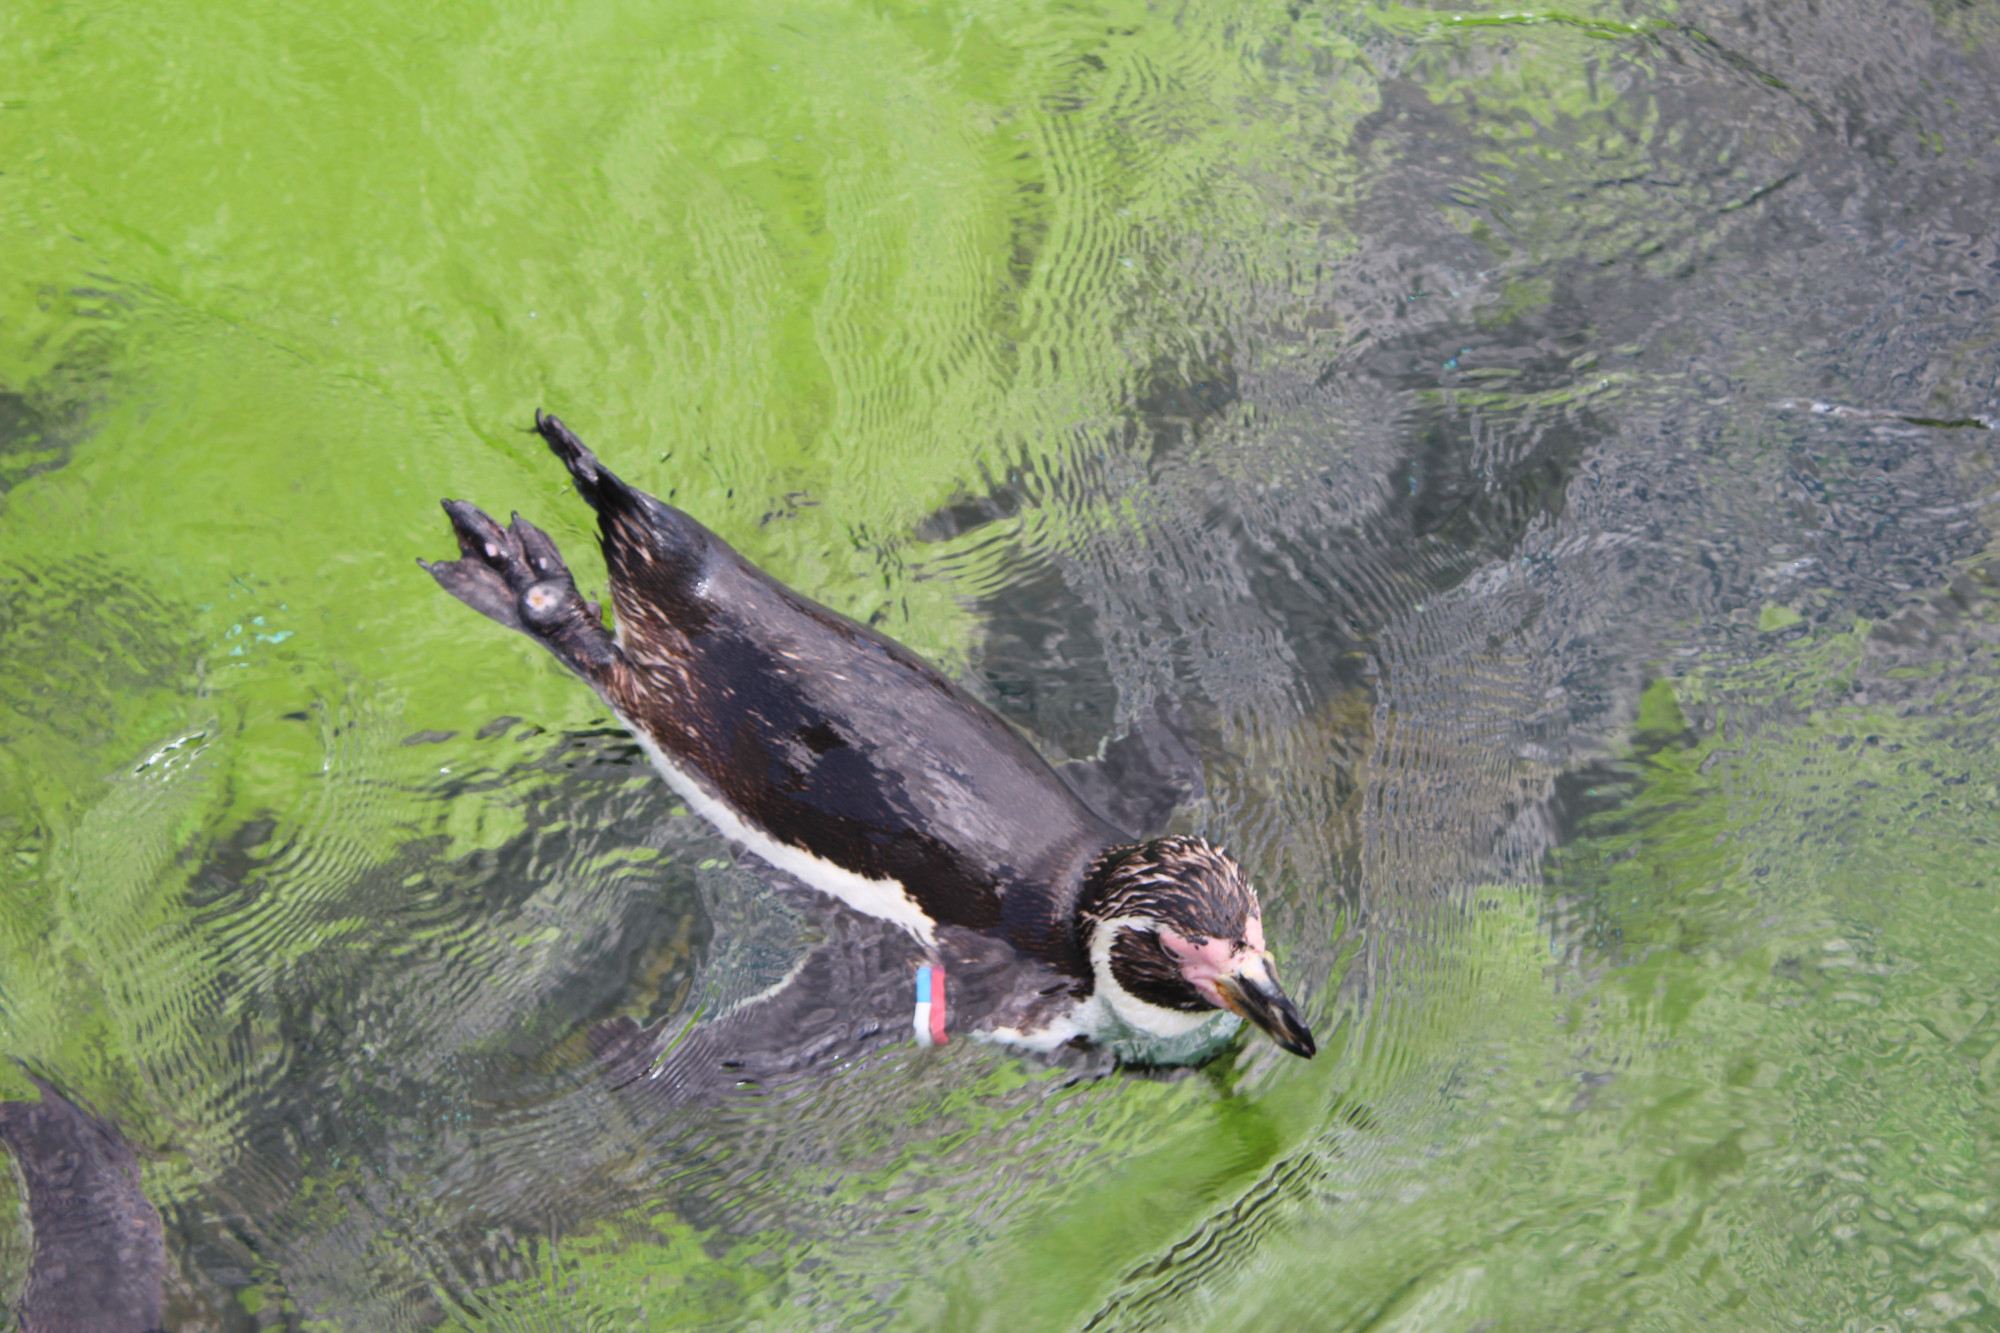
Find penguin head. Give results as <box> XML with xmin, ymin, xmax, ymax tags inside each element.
<box><xmin>1078</xmin><ymin>836</ymin><xmax>1316</xmax><ymax>1058</ymax></box>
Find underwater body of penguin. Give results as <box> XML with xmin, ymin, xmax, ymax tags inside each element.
<box><xmin>423</xmin><ymin>412</ymin><xmax>1315</xmax><ymax>1091</ymax></box>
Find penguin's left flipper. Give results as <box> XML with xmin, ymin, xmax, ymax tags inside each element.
<box><xmin>590</xmin><ymin>911</ymin><xmax>928</xmax><ymax>1113</ymax></box>
<box><xmin>1055</xmin><ymin>693</ymin><xmax>1205</xmax><ymax>841</ymax></box>
<box><xmin>0</xmin><ymin>1072</ymin><xmax>166</xmax><ymax>1333</ymax></box>
<box><xmin>422</xmin><ymin>501</ymin><xmax>624</xmax><ymax>682</ymax></box>
<box><xmin>587</xmin><ymin>918</ymin><xmax>1105</xmax><ymax>1118</ymax></box>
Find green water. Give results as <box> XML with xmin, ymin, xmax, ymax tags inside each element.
<box><xmin>3</xmin><ymin>0</ymin><xmax>1999</xmax><ymax>1327</ymax></box>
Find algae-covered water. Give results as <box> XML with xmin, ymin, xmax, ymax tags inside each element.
<box><xmin>4</xmin><ymin>0</ymin><xmax>2000</xmax><ymax>1327</ymax></box>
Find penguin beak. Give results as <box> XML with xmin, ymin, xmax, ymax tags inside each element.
<box><xmin>1214</xmin><ymin>955</ymin><xmax>1316</xmax><ymax>1059</ymax></box>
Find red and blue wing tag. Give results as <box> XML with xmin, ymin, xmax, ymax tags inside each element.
<box><xmin>913</xmin><ymin>965</ymin><xmax>948</xmax><ymax>1047</ymax></box>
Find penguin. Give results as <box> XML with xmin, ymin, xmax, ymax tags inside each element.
<box><xmin>423</xmin><ymin>412</ymin><xmax>1315</xmax><ymax>1072</ymax></box>
<box><xmin>0</xmin><ymin>1073</ymin><xmax>167</xmax><ymax>1333</ymax></box>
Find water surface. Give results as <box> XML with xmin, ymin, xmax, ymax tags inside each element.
<box><xmin>2</xmin><ymin>0</ymin><xmax>1998</xmax><ymax>1327</ymax></box>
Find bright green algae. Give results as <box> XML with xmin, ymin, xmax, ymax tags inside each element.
<box><xmin>1</xmin><ymin>0</ymin><xmax>1998</xmax><ymax>1327</ymax></box>
<box><xmin>1154</xmin><ymin>618</ymin><xmax>2000</xmax><ymax>1329</ymax></box>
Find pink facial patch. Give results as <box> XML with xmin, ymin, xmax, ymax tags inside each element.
<box><xmin>1160</xmin><ymin>920</ymin><xmax>1265</xmax><ymax>1010</ymax></box>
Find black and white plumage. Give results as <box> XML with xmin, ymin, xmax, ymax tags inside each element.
<box><xmin>423</xmin><ymin>412</ymin><xmax>1314</xmax><ymax>1081</ymax></box>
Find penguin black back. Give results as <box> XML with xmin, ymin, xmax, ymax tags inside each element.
<box><xmin>428</xmin><ymin>412</ymin><xmax>1127</xmax><ymax>975</ymax></box>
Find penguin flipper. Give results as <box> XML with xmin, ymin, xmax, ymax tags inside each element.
<box><xmin>590</xmin><ymin>913</ymin><xmax>926</xmax><ymax>1112</ymax></box>
<box><xmin>423</xmin><ymin>500</ymin><xmax>625</xmax><ymax>685</ymax></box>
<box><xmin>585</xmin><ymin>917</ymin><xmax>1110</xmax><ymax>1117</ymax></box>
<box><xmin>1055</xmin><ymin>694</ymin><xmax>1206</xmax><ymax>841</ymax></box>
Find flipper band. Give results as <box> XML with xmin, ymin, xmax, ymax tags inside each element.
<box><xmin>914</xmin><ymin>965</ymin><xmax>948</xmax><ymax>1047</ymax></box>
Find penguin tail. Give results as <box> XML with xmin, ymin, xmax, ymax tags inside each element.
<box><xmin>532</xmin><ymin>410</ymin><xmax>712</xmax><ymax>585</ymax></box>
<box><xmin>536</xmin><ymin>409</ymin><xmax>644</xmax><ymax>518</ymax></box>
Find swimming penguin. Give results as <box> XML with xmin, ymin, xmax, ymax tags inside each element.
<box><xmin>423</xmin><ymin>413</ymin><xmax>1315</xmax><ymax>1069</ymax></box>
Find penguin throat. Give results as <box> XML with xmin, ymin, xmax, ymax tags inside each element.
<box><xmin>1087</xmin><ymin>916</ymin><xmax>1226</xmax><ymax>1040</ymax></box>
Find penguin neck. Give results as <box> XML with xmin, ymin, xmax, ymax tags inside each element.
<box><xmin>1064</xmin><ymin>842</ymin><xmax>1141</xmax><ymax>990</ymax></box>
<box><xmin>1073</xmin><ymin>843</ymin><xmax>1127</xmax><ymax>928</ymax></box>
<box><xmin>996</xmin><ymin>832</ymin><xmax>1125</xmax><ymax>982</ymax></box>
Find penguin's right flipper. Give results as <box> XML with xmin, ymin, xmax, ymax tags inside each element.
<box><xmin>1055</xmin><ymin>694</ymin><xmax>1206</xmax><ymax>841</ymax></box>
<box><xmin>586</xmin><ymin>913</ymin><xmax>1112</xmax><ymax>1119</ymax></box>
<box><xmin>422</xmin><ymin>501</ymin><xmax>624</xmax><ymax>682</ymax></box>
<box><xmin>590</xmin><ymin>912</ymin><xmax>927</xmax><ymax>1113</ymax></box>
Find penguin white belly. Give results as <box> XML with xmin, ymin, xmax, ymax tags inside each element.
<box><xmin>972</xmin><ymin>992</ymin><xmax>1241</xmax><ymax>1063</ymax></box>
<box><xmin>618</xmin><ymin>713</ymin><xmax>939</xmax><ymax>946</ymax></box>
